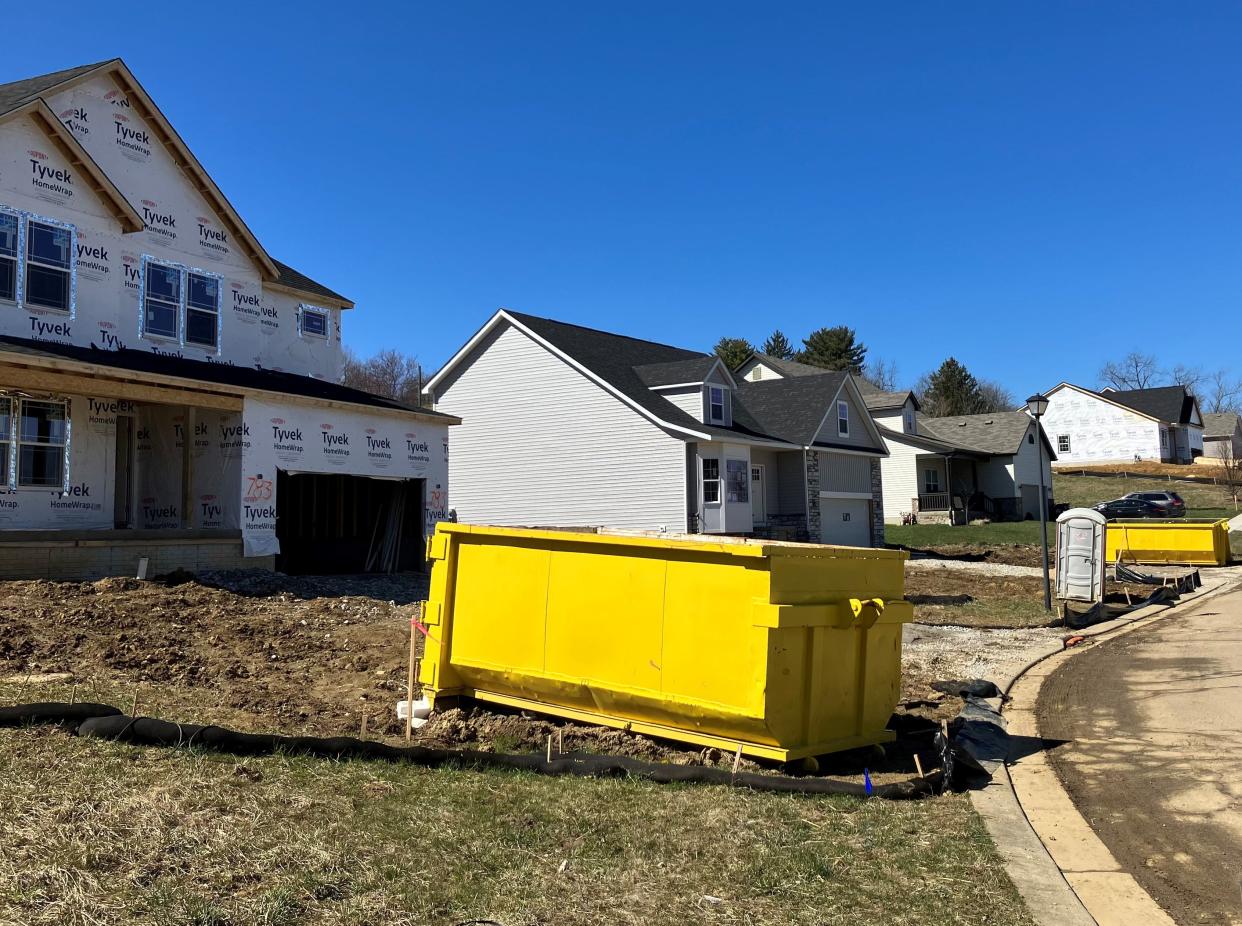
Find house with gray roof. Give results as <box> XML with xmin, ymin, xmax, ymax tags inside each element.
<box><xmin>736</xmin><ymin>351</ymin><xmax>1054</xmax><ymax>522</ymax></box>
<box><xmin>1201</xmin><ymin>412</ymin><xmax>1241</xmax><ymax>463</ymax></box>
<box><xmin>425</xmin><ymin>310</ymin><xmax>891</xmax><ymax>546</ymax></box>
<box><xmin>1041</xmin><ymin>382</ymin><xmax>1204</xmax><ymax>465</ymax></box>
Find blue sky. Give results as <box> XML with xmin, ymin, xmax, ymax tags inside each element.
<box><xmin>5</xmin><ymin>3</ymin><xmax>1240</xmax><ymax>395</ymax></box>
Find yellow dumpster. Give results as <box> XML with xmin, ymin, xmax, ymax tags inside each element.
<box><xmin>418</xmin><ymin>524</ymin><xmax>913</xmax><ymax>761</ymax></box>
<box><xmin>1106</xmin><ymin>518</ymin><xmax>1231</xmax><ymax>567</ymax></box>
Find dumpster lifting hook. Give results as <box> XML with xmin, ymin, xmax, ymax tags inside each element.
<box><xmin>849</xmin><ymin>598</ymin><xmax>885</xmax><ymax>628</ymax></box>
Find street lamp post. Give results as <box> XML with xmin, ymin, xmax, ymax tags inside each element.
<box><xmin>1026</xmin><ymin>393</ymin><xmax>1053</xmax><ymax>611</ymax></box>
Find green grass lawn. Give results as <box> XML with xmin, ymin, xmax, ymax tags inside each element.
<box><xmin>1052</xmin><ymin>473</ymin><xmax>1235</xmax><ymax>511</ymax></box>
<box><xmin>887</xmin><ymin>520</ymin><xmax>1050</xmax><ymax>549</ymax></box>
<box><xmin>0</xmin><ymin>719</ymin><xmax>1033</xmax><ymax>926</ymax></box>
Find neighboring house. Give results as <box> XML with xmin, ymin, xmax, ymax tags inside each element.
<box><xmin>1042</xmin><ymin>384</ymin><xmax>1204</xmax><ymax>466</ymax></box>
<box><xmin>0</xmin><ymin>59</ymin><xmax>457</xmax><ymax>579</ymax></box>
<box><xmin>425</xmin><ymin>312</ymin><xmax>890</xmax><ymax>546</ymax></box>
<box><xmin>879</xmin><ymin>412</ymin><xmax>1055</xmax><ymax>523</ymax></box>
<box><xmin>736</xmin><ymin>354</ymin><xmax>1053</xmax><ymax>522</ymax></box>
<box><xmin>1201</xmin><ymin>412</ymin><xmax>1242</xmax><ymax>462</ymax></box>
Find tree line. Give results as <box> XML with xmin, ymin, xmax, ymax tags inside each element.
<box><xmin>1099</xmin><ymin>351</ymin><xmax>1240</xmax><ymax>414</ymax></box>
<box><xmin>714</xmin><ymin>327</ymin><xmax>1015</xmax><ymax>418</ymax></box>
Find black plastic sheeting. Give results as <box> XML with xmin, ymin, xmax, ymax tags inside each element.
<box><xmin>0</xmin><ymin>702</ymin><xmax>941</xmax><ymax>800</ymax></box>
<box><xmin>932</xmin><ymin>681</ymin><xmax>1010</xmax><ymax>792</ymax></box>
<box><xmin>1115</xmin><ymin>562</ymin><xmax>1201</xmax><ymax>594</ymax></box>
<box><xmin>1063</xmin><ymin>586</ymin><xmax>1176</xmax><ymax>629</ymax></box>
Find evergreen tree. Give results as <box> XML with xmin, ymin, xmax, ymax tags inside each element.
<box><xmin>713</xmin><ymin>337</ymin><xmax>756</xmax><ymax>371</ymax></box>
<box><xmin>922</xmin><ymin>357</ymin><xmax>988</xmax><ymax>417</ymax></box>
<box><xmin>800</xmin><ymin>326</ymin><xmax>867</xmax><ymax>373</ymax></box>
<box><xmin>761</xmin><ymin>329</ymin><xmax>795</xmax><ymax>360</ymax></box>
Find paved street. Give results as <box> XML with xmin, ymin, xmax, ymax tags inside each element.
<box><xmin>1039</xmin><ymin>586</ymin><xmax>1242</xmax><ymax>925</ymax></box>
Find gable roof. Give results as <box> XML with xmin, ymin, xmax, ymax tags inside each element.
<box><xmin>1204</xmin><ymin>412</ymin><xmax>1240</xmax><ymax>439</ymax></box>
<box><xmin>737</xmin><ymin>352</ymin><xmax>919</xmax><ymax>413</ymax></box>
<box><xmin>877</xmin><ymin>424</ymin><xmax>988</xmax><ymax>458</ymax></box>
<box><xmin>1102</xmin><ymin>385</ymin><xmax>1199</xmax><ymax>425</ymax></box>
<box><xmin>0</xmin><ymin>59</ymin><xmax>351</xmax><ymax>309</ymax></box>
<box><xmin>0</xmin><ymin>96</ymin><xmax>144</xmax><ymax>233</ymax></box>
<box><xmin>429</xmin><ymin>310</ymin><xmax>885</xmax><ymax>450</ymax></box>
<box><xmin>918</xmin><ymin>410</ymin><xmax>1055</xmax><ymax>458</ymax></box>
<box><xmin>1047</xmin><ymin>381</ymin><xmax>1200</xmax><ymax>425</ymax></box>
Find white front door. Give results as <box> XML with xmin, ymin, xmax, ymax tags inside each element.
<box><xmin>751</xmin><ymin>464</ymin><xmax>767</xmax><ymax>525</ymax></box>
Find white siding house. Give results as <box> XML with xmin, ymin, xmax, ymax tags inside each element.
<box><xmin>427</xmin><ymin>312</ymin><xmax>891</xmax><ymax>546</ymax></box>
<box><xmin>433</xmin><ymin>323</ymin><xmax>688</xmax><ymax>530</ymax></box>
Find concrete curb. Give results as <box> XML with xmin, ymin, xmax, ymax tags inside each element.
<box><xmin>968</xmin><ymin>575</ymin><xmax>1242</xmax><ymax>926</ymax></box>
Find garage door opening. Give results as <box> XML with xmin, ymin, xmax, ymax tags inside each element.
<box><xmin>275</xmin><ymin>472</ymin><xmax>425</xmax><ymax>575</ymax></box>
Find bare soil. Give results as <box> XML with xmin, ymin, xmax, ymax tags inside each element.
<box><xmin>0</xmin><ymin>570</ymin><xmax>972</xmax><ymax>782</ymax></box>
<box><xmin>902</xmin><ymin>543</ymin><xmax>1045</xmax><ymax>567</ymax></box>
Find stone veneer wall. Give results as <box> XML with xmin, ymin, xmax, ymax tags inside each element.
<box><xmin>870</xmin><ymin>457</ymin><xmax>885</xmax><ymax>547</ymax></box>
<box><xmin>804</xmin><ymin>450</ymin><xmax>821</xmax><ymax>541</ymax></box>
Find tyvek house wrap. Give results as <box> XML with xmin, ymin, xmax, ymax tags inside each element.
<box><xmin>240</xmin><ymin>398</ymin><xmax>450</xmax><ymax>557</ymax></box>
<box><xmin>134</xmin><ymin>406</ymin><xmax>242</xmax><ymax>530</ymax></box>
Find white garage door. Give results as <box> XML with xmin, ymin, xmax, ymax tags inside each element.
<box><xmin>820</xmin><ymin>496</ymin><xmax>871</xmax><ymax>547</ymax></box>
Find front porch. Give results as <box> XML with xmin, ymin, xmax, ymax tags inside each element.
<box><xmin>910</xmin><ymin>452</ymin><xmax>1025</xmax><ymax>524</ymax></box>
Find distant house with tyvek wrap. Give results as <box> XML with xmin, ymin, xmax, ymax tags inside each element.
<box><xmin>1041</xmin><ymin>383</ymin><xmax>1203</xmax><ymax>465</ymax></box>
<box><xmin>0</xmin><ymin>59</ymin><xmax>457</xmax><ymax>578</ymax></box>
<box><xmin>425</xmin><ymin>311</ymin><xmax>890</xmax><ymax>546</ymax></box>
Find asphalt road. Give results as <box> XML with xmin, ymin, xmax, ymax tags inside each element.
<box><xmin>1039</xmin><ymin>587</ymin><xmax>1242</xmax><ymax>926</ymax></box>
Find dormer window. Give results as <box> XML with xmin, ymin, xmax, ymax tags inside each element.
<box><xmin>904</xmin><ymin>409</ymin><xmax>915</xmax><ymax>433</ymax></box>
<box><xmin>708</xmin><ymin>385</ymin><xmax>730</xmax><ymax>425</ymax></box>
<box><xmin>837</xmin><ymin>400</ymin><xmax>849</xmax><ymax>437</ymax></box>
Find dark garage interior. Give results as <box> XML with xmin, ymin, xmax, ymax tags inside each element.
<box><xmin>275</xmin><ymin>471</ymin><xmax>425</xmax><ymax>574</ymax></box>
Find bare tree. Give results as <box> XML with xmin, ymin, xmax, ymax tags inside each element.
<box><xmin>978</xmin><ymin>379</ymin><xmax>1015</xmax><ymax>412</ymax></box>
<box><xmin>1217</xmin><ymin>441</ymin><xmax>1242</xmax><ymax>512</ymax></box>
<box><xmin>1099</xmin><ymin>352</ymin><xmax>1160</xmax><ymax>390</ymax></box>
<box><xmin>862</xmin><ymin>357</ymin><xmax>899</xmax><ymax>391</ymax></box>
<box><xmin>342</xmin><ymin>347</ymin><xmax>425</xmax><ymax>407</ymax></box>
<box><xmin>1167</xmin><ymin>363</ymin><xmax>1204</xmax><ymax>397</ymax></box>
<box><xmin>1203</xmin><ymin>369</ymin><xmax>1242</xmax><ymax>414</ymax></box>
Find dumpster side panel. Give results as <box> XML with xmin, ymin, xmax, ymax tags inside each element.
<box><xmin>450</xmin><ymin>540</ymin><xmax>551</xmax><ymax>673</ymax></box>
<box><xmin>1105</xmin><ymin>520</ymin><xmax>1229</xmax><ymax>566</ymax></box>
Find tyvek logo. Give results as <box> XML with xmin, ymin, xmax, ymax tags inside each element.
<box><xmin>141</xmin><ymin>199</ymin><xmax>176</xmax><ymax>240</ymax></box>
<box><xmin>113</xmin><ymin>112</ymin><xmax>151</xmax><ymax>159</ymax></box>
<box><xmin>196</xmin><ymin>215</ymin><xmax>229</xmax><ymax>258</ymax></box>
<box><xmin>95</xmin><ymin>321</ymin><xmax>126</xmax><ymax>351</ymax></box>
<box><xmin>59</xmin><ymin>106</ymin><xmax>89</xmax><ymax>136</ymax></box>
<box><xmin>104</xmin><ymin>89</ymin><xmax>130</xmax><ymax>108</ymax></box>
<box><xmin>199</xmin><ymin>493</ymin><xmax>223</xmax><ymax>526</ymax></box>
<box><xmin>28</xmin><ymin>149</ymin><xmax>73</xmax><ymax>199</ymax></box>
<box><xmin>121</xmin><ymin>254</ymin><xmax>141</xmax><ymax>290</ymax></box>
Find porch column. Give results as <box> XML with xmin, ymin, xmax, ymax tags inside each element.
<box><xmin>181</xmin><ymin>407</ymin><xmax>196</xmax><ymax>528</ymax></box>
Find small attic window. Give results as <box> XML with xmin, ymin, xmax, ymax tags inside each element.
<box><xmin>708</xmin><ymin>385</ymin><xmax>729</xmax><ymax>424</ymax></box>
<box><xmin>1028</xmin><ymin>433</ymin><xmax>1035</xmax><ymax>445</ymax></box>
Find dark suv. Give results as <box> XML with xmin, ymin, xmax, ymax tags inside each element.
<box><xmin>1123</xmin><ymin>491</ymin><xmax>1185</xmax><ymax>517</ymax></box>
<box><xmin>1094</xmin><ymin>497</ymin><xmax>1166</xmax><ymax>519</ymax></box>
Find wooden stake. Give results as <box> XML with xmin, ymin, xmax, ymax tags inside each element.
<box><xmin>557</xmin><ymin>729</ymin><xmax>563</xmax><ymax>755</ymax></box>
<box><xmin>914</xmin><ymin>754</ymin><xmax>925</xmax><ymax>779</ymax></box>
<box><xmin>405</xmin><ymin>622</ymin><xmax>417</xmax><ymax>743</ymax></box>
<box><xmin>130</xmin><ymin>690</ymin><xmax>139</xmax><ymax>718</ymax></box>
<box><xmin>546</xmin><ymin>735</ymin><xmax>553</xmax><ymax>764</ymax></box>
<box><xmin>360</xmin><ymin>710</ymin><xmax>368</xmax><ymax>740</ymax></box>
<box><xmin>732</xmin><ymin>744</ymin><xmax>743</xmax><ymax>774</ymax></box>
<box><xmin>69</xmin><ymin>683</ymin><xmax>77</xmax><ymax>705</ymax></box>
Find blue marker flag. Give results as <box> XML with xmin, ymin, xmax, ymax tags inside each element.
<box><xmin>864</xmin><ymin>768</ymin><xmax>873</xmax><ymax>796</ymax></box>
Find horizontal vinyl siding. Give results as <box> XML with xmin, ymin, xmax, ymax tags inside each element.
<box><xmin>813</xmin><ymin>390</ymin><xmax>872</xmax><ymax>447</ymax></box>
<box><xmin>820</xmin><ymin>452</ymin><xmax>872</xmax><ymax>492</ymax></box>
<box><xmin>661</xmin><ymin>387</ymin><xmax>704</xmax><ymax>421</ymax></box>
<box><xmin>878</xmin><ymin>437</ymin><xmax>923</xmax><ymax>521</ymax></box>
<box><xmin>435</xmin><ymin>323</ymin><xmax>687</xmax><ymax>530</ymax></box>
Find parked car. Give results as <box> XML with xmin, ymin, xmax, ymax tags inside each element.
<box><xmin>1093</xmin><ymin>497</ymin><xmax>1166</xmax><ymax>519</ymax></box>
<box><xmin>1122</xmin><ymin>491</ymin><xmax>1186</xmax><ymax>517</ymax></box>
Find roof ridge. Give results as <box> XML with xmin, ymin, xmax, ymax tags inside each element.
<box><xmin>505</xmin><ymin>310</ymin><xmax>709</xmax><ymax>358</ymax></box>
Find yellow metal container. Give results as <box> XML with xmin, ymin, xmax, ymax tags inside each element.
<box><xmin>1105</xmin><ymin>518</ymin><xmax>1231</xmax><ymax>567</ymax></box>
<box><xmin>418</xmin><ymin>524</ymin><xmax>913</xmax><ymax>761</ymax></box>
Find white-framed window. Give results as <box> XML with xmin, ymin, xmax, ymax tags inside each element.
<box><xmin>140</xmin><ymin>257</ymin><xmax>222</xmax><ymax>350</ymax></box>
<box><xmin>1057</xmin><ymin>434</ymin><xmax>1071</xmax><ymax>453</ymax></box>
<box><xmin>707</xmin><ymin>385</ymin><xmax>728</xmax><ymax>424</ymax></box>
<box><xmin>837</xmin><ymin>400</ymin><xmax>850</xmax><ymax>436</ymax></box>
<box><xmin>923</xmin><ymin>468</ymin><xmax>941</xmax><ymax>493</ymax></box>
<box><xmin>904</xmin><ymin>410</ymin><xmax>914</xmax><ymax>433</ymax></box>
<box><xmin>25</xmin><ymin>220</ymin><xmax>73</xmax><ymax>312</ymax></box>
<box><xmin>16</xmin><ymin>399</ymin><xmax>68</xmax><ymax>489</ymax></box>
<box><xmin>142</xmin><ymin>260</ymin><xmax>181</xmax><ymax>339</ymax></box>
<box><xmin>186</xmin><ymin>271</ymin><xmax>221</xmax><ymax>349</ymax></box>
<box><xmin>0</xmin><ymin>210</ymin><xmax>18</xmax><ymax>303</ymax></box>
<box><xmin>298</xmin><ymin>304</ymin><xmax>329</xmax><ymax>340</ymax></box>
<box><xmin>1160</xmin><ymin>430</ymin><xmax>1169</xmax><ymax>449</ymax></box>
<box><xmin>0</xmin><ymin>398</ymin><xmax>10</xmax><ymax>486</ymax></box>
<box><xmin>0</xmin><ymin>208</ymin><xmax>77</xmax><ymax>314</ymax></box>
<box><xmin>702</xmin><ymin>458</ymin><xmax>721</xmax><ymax>505</ymax></box>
